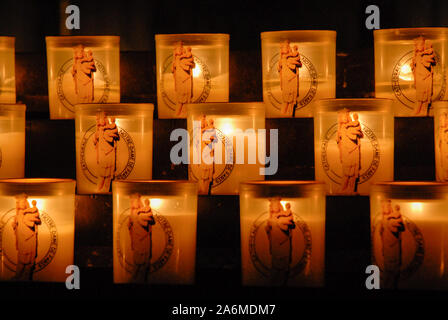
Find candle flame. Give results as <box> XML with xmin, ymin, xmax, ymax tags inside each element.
<box><xmin>399</xmin><ymin>64</ymin><xmax>413</xmax><ymax>81</ymax></box>
<box><xmin>28</xmin><ymin>198</ymin><xmax>45</xmax><ymax>211</ymax></box>
<box><xmin>221</xmin><ymin>123</ymin><xmax>234</xmax><ymax>135</ymax></box>
<box><xmin>148</xmin><ymin>198</ymin><xmax>163</xmax><ymax>209</ymax></box>
<box><xmin>410</xmin><ymin>202</ymin><xmax>423</xmax><ymax>213</ymax></box>
<box><xmin>192</xmin><ymin>65</ymin><xmax>201</xmax><ymax>78</ymax></box>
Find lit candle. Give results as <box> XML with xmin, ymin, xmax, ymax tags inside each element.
<box><xmin>433</xmin><ymin>101</ymin><xmax>448</xmax><ymax>181</ymax></box>
<box><xmin>374</xmin><ymin>28</ymin><xmax>448</xmax><ymax>117</ymax></box>
<box><xmin>0</xmin><ymin>37</ymin><xmax>15</xmax><ymax>103</ymax></box>
<box><xmin>239</xmin><ymin>181</ymin><xmax>325</xmax><ymax>287</ymax></box>
<box><xmin>155</xmin><ymin>33</ymin><xmax>229</xmax><ymax>118</ymax></box>
<box><xmin>0</xmin><ymin>104</ymin><xmax>25</xmax><ymax>179</ymax></box>
<box><xmin>314</xmin><ymin>99</ymin><xmax>394</xmax><ymax>195</ymax></box>
<box><xmin>46</xmin><ymin>36</ymin><xmax>120</xmax><ymax>119</ymax></box>
<box><xmin>261</xmin><ymin>30</ymin><xmax>336</xmax><ymax>118</ymax></box>
<box><xmin>187</xmin><ymin>102</ymin><xmax>266</xmax><ymax>195</ymax></box>
<box><xmin>75</xmin><ymin>103</ymin><xmax>154</xmax><ymax>194</ymax></box>
<box><xmin>370</xmin><ymin>182</ymin><xmax>448</xmax><ymax>289</ymax></box>
<box><xmin>112</xmin><ymin>180</ymin><xmax>198</xmax><ymax>284</ymax></box>
<box><xmin>0</xmin><ymin>179</ymin><xmax>75</xmax><ymax>282</ymax></box>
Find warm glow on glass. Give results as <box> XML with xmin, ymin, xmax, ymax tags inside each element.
<box><xmin>148</xmin><ymin>198</ymin><xmax>163</xmax><ymax>209</ymax></box>
<box><xmin>399</xmin><ymin>64</ymin><xmax>413</xmax><ymax>81</ymax></box>
<box><xmin>75</xmin><ymin>104</ymin><xmax>154</xmax><ymax>194</ymax></box>
<box><xmin>45</xmin><ymin>36</ymin><xmax>120</xmax><ymax>119</ymax></box>
<box><xmin>155</xmin><ymin>33</ymin><xmax>229</xmax><ymax>119</ymax></box>
<box><xmin>239</xmin><ymin>181</ymin><xmax>326</xmax><ymax>287</ymax></box>
<box><xmin>192</xmin><ymin>65</ymin><xmax>201</xmax><ymax>78</ymax></box>
<box><xmin>374</xmin><ymin>28</ymin><xmax>448</xmax><ymax>117</ymax></box>
<box><xmin>0</xmin><ymin>179</ymin><xmax>75</xmax><ymax>283</ymax></box>
<box><xmin>113</xmin><ymin>181</ymin><xmax>198</xmax><ymax>285</ymax></box>
<box><xmin>314</xmin><ymin>99</ymin><xmax>394</xmax><ymax>195</ymax></box>
<box><xmin>434</xmin><ymin>101</ymin><xmax>448</xmax><ymax>182</ymax></box>
<box><xmin>0</xmin><ymin>37</ymin><xmax>15</xmax><ymax>103</ymax></box>
<box><xmin>28</xmin><ymin>198</ymin><xmax>45</xmax><ymax>212</ymax></box>
<box><xmin>411</xmin><ymin>201</ymin><xmax>423</xmax><ymax>213</ymax></box>
<box><xmin>261</xmin><ymin>30</ymin><xmax>336</xmax><ymax>118</ymax></box>
<box><xmin>187</xmin><ymin>103</ymin><xmax>266</xmax><ymax>195</ymax></box>
<box><xmin>0</xmin><ymin>105</ymin><xmax>26</xmax><ymax>179</ymax></box>
<box><xmin>221</xmin><ymin>122</ymin><xmax>234</xmax><ymax>135</ymax></box>
<box><xmin>370</xmin><ymin>182</ymin><xmax>448</xmax><ymax>290</ymax></box>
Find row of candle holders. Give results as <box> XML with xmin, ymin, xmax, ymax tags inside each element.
<box><xmin>2</xmin><ymin>99</ymin><xmax>448</xmax><ymax>195</ymax></box>
<box><xmin>0</xmin><ymin>178</ymin><xmax>447</xmax><ymax>291</ymax></box>
<box><xmin>0</xmin><ymin>28</ymin><xmax>448</xmax><ymax>118</ymax></box>
<box><xmin>0</xmin><ymin>27</ymin><xmax>447</xmax><ymax>291</ymax></box>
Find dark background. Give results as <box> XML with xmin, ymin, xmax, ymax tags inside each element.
<box><xmin>0</xmin><ymin>0</ymin><xmax>445</xmax><ymax>306</ymax></box>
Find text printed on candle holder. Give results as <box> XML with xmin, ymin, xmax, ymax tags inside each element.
<box><xmin>170</xmin><ymin>123</ymin><xmax>278</xmax><ymax>175</ymax></box>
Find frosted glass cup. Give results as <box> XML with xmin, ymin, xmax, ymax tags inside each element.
<box><xmin>187</xmin><ymin>102</ymin><xmax>266</xmax><ymax>195</ymax></box>
<box><xmin>0</xmin><ymin>179</ymin><xmax>76</xmax><ymax>282</ymax></box>
<box><xmin>433</xmin><ymin>101</ymin><xmax>448</xmax><ymax>181</ymax></box>
<box><xmin>314</xmin><ymin>99</ymin><xmax>394</xmax><ymax>195</ymax></box>
<box><xmin>239</xmin><ymin>181</ymin><xmax>326</xmax><ymax>287</ymax></box>
<box><xmin>0</xmin><ymin>104</ymin><xmax>25</xmax><ymax>179</ymax></box>
<box><xmin>261</xmin><ymin>30</ymin><xmax>336</xmax><ymax>118</ymax></box>
<box><xmin>113</xmin><ymin>180</ymin><xmax>198</xmax><ymax>284</ymax></box>
<box><xmin>155</xmin><ymin>33</ymin><xmax>229</xmax><ymax>118</ymax></box>
<box><xmin>46</xmin><ymin>36</ymin><xmax>120</xmax><ymax>119</ymax></box>
<box><xmin>374</xmin><ymin>28</ymin><xmax>448</xmax><ymax>117</ymax></box>
<box><xmin>0</xmin><ymin>37</ymin><xmax>15</xmax><ymax>103</ymax></box>
<box><xmin>75</xmin><ymin>103</ymin><xmax>153</xmax><ymax>194</ymax></box>
<box><xmin>370</xmin><ymin>182</ymin><xmax>448</xmax><ymax>290</ymax></box>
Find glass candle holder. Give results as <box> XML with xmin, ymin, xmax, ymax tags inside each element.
<box><xmin>113</xmin><ymin>180</ymin><xmax>198</xmax><ymax>284</ymax></box>
<box><xmin>0</xmin><ymin>37</ymin><xmax>15</xmax><ymax>103</ymax></box>
<box><xmin>374</xmin><ymin>28</ymin><xmax>448</xmax><ymax>117</ymax></box>
<box><xmin>0</xmin><ymin>104</ymin><xmax>25</xmax><ymax>179</ymax></box>
<box><xmin>239</xmin><ymin>181</ymin><xmax>325</xmax><ymax>287</ymax></box>
<box><xmin>261</xmin><ymin>30</ymin><xmax>336</xmax><ymax>118</ymax></box>
<box><xmin>46</xmin><ymin>36</ymin><xmax>120</xmax><ymax>119</ymax></box>
<box><xmin>433</xmin><ymin>101</ymin><xmax>448</xmax><ymax>182</ymax></box>
<box><xmin>314</xmin><ymin>99</ymin><xmax>394</xmax><ymax>195</ymax></box>
<box><xmin>0</xmin><ymin>179</ymin><xmax>75</xmax><ymax>282</ymax></box>
<box><xmin>75</xmin><ymin>103</ymin><xmax>153</xmax><ymax>194</ymax></box>
<box><xmin>370</xmin><ymin>182</ymin><xmax>448</xmax><ymax>290</ymax></box>
<box><xmin>155</xmin><ymin>33</ymin><xmax>229</xmax><ymax>119</ymax></box>
<box><xmin>187</xmin><ymin>102</ymin><xmax>266</xmax><ymax>195</ymax></box>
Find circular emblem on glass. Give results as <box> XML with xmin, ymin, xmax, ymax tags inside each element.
<box><xmin>391</xmin><ymin>42</ymin><xmax>446</xmax><ymax>113</ymax></box>
<box><xmin>160</xmin><ymin>42</ymin><xmax>212</xmax><ymax>117</ymax></box>
<box><xmin>57</xmin><ymin>45</ymin><xmax>111</xmax><ymax>113</ymax></box>
<box><xmin>189</xmin><ymin>115</ymin><xmax>235</xmax><ymax>195</ymax></box>
<box><xmin>265</xmin><ymin>41</ymin><xmax>318</xmax><ymax>116</ymax></box>
<box><xmin>0</xmin><ymin>196</ymin><xmax>58</xmax><ymax>281</ymax></box>
<box><xmin>116</xmin><ymin>195</ymin><xmax>174</xmax><ymax>282</ymax></box>
<box><xmin>80</xmin><ymin>112</ymin><xmax>136</xmax><ymax>193</ymax></box>
<box><xmin>321</xmin><ymin>109</ymin><xmax>380</xmax><ymax>194</ymax></box>
<box><xmin>371</xmin><ymin>201</ymin><xmax>425</xmax><ymax>289</ymax></box>
<box><xmin>249</xmin><ymin>198</ymin><xmax>312</xmax><ymax>285</ymax></box>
